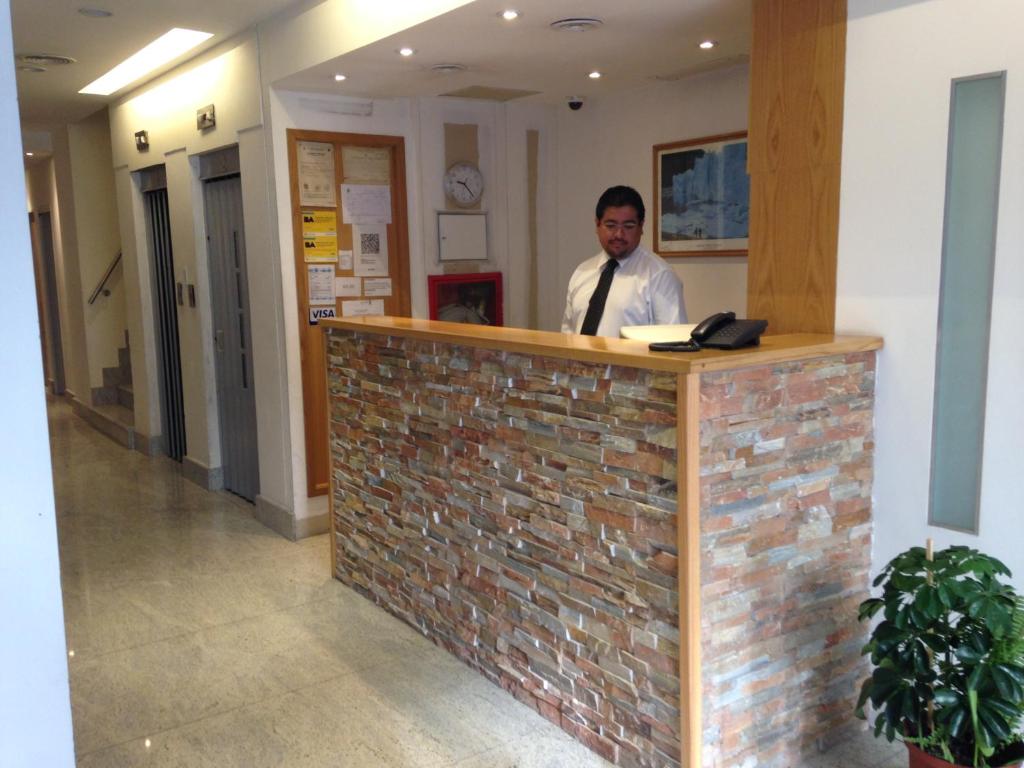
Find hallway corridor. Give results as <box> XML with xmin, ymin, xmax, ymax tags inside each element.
<box><xmin>50</xmin><ymin>401</ymin><xmax>611</xmax><ymax>767</ymax></box>
<box><xmin>50</xmin><ymin>402</ymin><xmax>901</xmax><ymax>767</ymax></box>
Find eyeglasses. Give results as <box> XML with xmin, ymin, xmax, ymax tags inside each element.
<box><xmin>599</xmin><ymin>220</ymin><xmax>639</xmax><ymax>233</ymax></box>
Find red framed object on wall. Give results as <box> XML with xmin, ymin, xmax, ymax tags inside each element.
<box><xmin>428</xmin><ymin>272</ymin><xmax>503</xmax><ymax>327</ymax></box>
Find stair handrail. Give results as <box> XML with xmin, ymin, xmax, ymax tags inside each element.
<box><xmin>87</xmin><ymin>250</ymin><xmax>123</xmax><ymax>305</ymax></box>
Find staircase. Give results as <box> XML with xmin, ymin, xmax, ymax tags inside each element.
<box><xmin>85</xmin><ymin>331</ymin><xmax>136</xmax><ymax>449</ymax></box>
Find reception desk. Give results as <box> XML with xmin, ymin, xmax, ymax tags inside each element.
<box><xmin>321</xmin><ymin>317</ymin><xmax>882</xmax><ymax>768</ymax></box>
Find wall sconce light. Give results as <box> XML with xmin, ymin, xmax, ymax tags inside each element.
<box><xmin>134</xmin><ymin>130</ymin><xmax>149</xmax><ymax>151</ymax></box>
<box><xmin>196</xmin><ymin>104</ymin><xmax>215</xmax><ymax>131</ymax></box>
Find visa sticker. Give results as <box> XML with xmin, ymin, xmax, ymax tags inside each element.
<box><xmin>309</xmin><ymin>306</ymin><xmax>337</xmax><ymax>325</ymax></box>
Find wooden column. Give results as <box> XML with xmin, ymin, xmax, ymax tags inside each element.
<box><xmin>677</xmin><ymin>372</ymin><xmax>702</xmax><ymax>768</ymax></box>
<box><xmin>747</xmin><ymin>0</ymin><xmax>846</xmax><ymax>334</ymax></box>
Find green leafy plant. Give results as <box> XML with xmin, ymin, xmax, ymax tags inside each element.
<box><xmin>856</xmin><ymin>545</ymin><xmax>1024</xmax><ymax>767</ymax></box>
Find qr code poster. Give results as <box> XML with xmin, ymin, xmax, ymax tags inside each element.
<box><xmin>360</xmin><ymin>232</ymin><xmax>380</xmax><ymax>255</ymax></box>
<box><xmin>353</xmin><ymin>223</ymin><xmax>389</xmax><ymax>277</ymax></box>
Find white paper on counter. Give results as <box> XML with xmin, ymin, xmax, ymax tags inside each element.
<box><xmin>335</xmin><ymin>277</ymin><xmax>361</xmax><ymax>297</ymax></box>
<box><xmin>341</xmin><ymin>299</ymin><xmax>385</xmax><ymax>317</ymax></box>
<box><xmin>307</xmin><ymin>265</ymin><xmax>336</xmax><ymax>305</ymax></box>
<box><xmin>353</xmin><ymin>223</ymin><xmax>389</xmax><ymax>276</ymax></box>
<box><xmin>362</xmin><ymin>278</ymin><xmax>392</xmax><ymax>298</ymax></box>
<box><xmin>341</xmin><ymin>184</ymin><xmax>391</xmax><ymax>224</ymax></box>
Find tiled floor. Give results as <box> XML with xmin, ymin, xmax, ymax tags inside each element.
<box><xmin>51</xmin><ymin>400</ymin><xmax>906</xmax><ymax>767</ymax></box>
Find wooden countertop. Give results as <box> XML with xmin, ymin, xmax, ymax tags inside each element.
<box><xmin>321</xmin><ymin>316</ymin><xmax>882</xmax><ymax>373</ymax></box>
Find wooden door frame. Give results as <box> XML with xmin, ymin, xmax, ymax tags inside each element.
<box><xmin>286</xmin><ymin>129</ymin><xmax>411</xmax><ymax>497</ymax></box>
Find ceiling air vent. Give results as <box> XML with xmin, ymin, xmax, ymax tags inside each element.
<box><xmin>17</xmin><ymin>64</ymin><xmax>47</xmax><ymax>73</ymax></box>
<box><xmin>549</xmin><ymin>17</ymin><xmax>603</xmax><ymax>33</ymax></box>
<box><xmin>431</xmin><ymin>63</ymin><xmax>467</xmax><ymax>74</ymax></box>
<box><xmin>17</xmin><ymin>53</ymin><xmax>77</xmax><ymax>67</ymax></box>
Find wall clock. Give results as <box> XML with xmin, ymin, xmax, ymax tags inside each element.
<box><xmin>443</xmin><ymin>161</ymin><xmax>484</xmax><ymax>208</ymax></box>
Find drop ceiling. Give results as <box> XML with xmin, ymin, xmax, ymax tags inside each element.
<box><xmin>12</xmin><ymin>0</ymin><xmax>750</xmax><ymax>129</ymax></box>
<box><xmin>278</xmin><ymin>0</ymin><xmax>750</xmax><ymax>104</ymax></box>
<box><xmin>11</xmin><ymin>0</ymin><xmax>302</xmax><ymax>125</ymax></box>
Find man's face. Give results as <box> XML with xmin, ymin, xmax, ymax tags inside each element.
<box><xmin>596</xmin><ymin>205</ymin><xmax>643</xmax><ymax>260</ymax></box>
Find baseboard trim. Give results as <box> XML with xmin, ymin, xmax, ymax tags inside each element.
<box><xmin>182</xmin><ymin>456</ymin><xmax>225</xmax><ymax>491</ymax></box>
<box><xmin>255</xmin><ymin>495</ymin><xmax>297</xmax><ymax>540</ymax></box>
<box><xmin>296</xmin><ymin>511</ymin><xmax>330</xmax><ymax>539</ymax></box>
<box><xmin>253</xmin><ymin>496</ymin><xmax>326</xmax><ymax>541</ymax></box>
<box><xmin>67</xmin><ymin>393</ymin><xmax>134</xmax><ymax>449</ymax></box>
<box><xmin>133</xmin><ymin>430</ymin><xmax>163</xmax><ymax>457</ymax></box>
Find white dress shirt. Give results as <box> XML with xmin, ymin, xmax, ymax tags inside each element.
<box><xmin>561</xmin><ymin>245</ymin><xmax>687</xmax><ymax>337</ymax></box>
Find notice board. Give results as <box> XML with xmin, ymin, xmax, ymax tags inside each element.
<box><xmin>287</xmin><ymin>129</ymin><xmax>411</xmax><ymax>497</ymax></box>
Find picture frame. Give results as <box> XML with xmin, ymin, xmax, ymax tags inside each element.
<box><xmin>653</xmin><ymin>131</ymin><xmax>750</xmax><ymax>257</ymax></box>
<box><xmin>428</xmin><ymin>272</ymin><xmax>503</xmax><ymax>327</ymax></box>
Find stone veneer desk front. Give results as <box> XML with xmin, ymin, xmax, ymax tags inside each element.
<box><xmin>321</xmin><ymin>317</ymin><xmax>882</xmax><ymax>768</ymax></box>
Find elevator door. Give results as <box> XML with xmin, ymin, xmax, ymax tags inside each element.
<box><xmin>145</xmin><ymin>187</ymin><xmax>186</xmax><ymax>462</ymax></box>
<box><xmin>204</xmin><ymin>174</ymin><xmax>259</xmax><ymax>501</ymax></box>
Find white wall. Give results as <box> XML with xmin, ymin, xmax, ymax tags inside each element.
<box><xmin>838</xmin><ymin>0</ymin><xmax>1024</xmax><ymax>588</ymax></box>
<box><xmin>0</xmin><ymin>0</ymin><xmax>76</xmax><ymax>762</ymax></box>
<box><xmin>268</xmin><ymin>90</ymin><xmax>420</xmax><ymax>524</ymax></box>
<box><xmin>259</xmin><ymin>0</ymin><xmax>473</xmax><ymax>84</ymax></box>
<box><xmin>47</xmin><ymin>128</ymin><xmax>92</xmax><ymax>402</ymax></box>
<box><xmin>67</xmin><ymin>109</ymin><xmax>125</xmax><ymax>390</ymax></box>
<box><xmin>267</xmin><ymin>89</ymin><xmax>561</xmax><ymax>522</ymax></box>
<box><xmin>553</xmin><ymin>64</ymin><xmax>750</xmax><ymax>330</ymax></box>
<box><xmin>108</xmin><ymin>32</ymin><xmax>291</xmax><ymax>509</ymax></box>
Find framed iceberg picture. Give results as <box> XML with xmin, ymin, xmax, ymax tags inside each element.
<box><xmin>653</xmin><ymin>131</ymin><xmax>750</xmax><ymax>257</ymax></box>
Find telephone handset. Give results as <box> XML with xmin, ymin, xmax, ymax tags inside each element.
<box><xmin>648</xmin><ymin>311</ymin><xmax>768</xmax><ymax>352</ymax></box>
<box><xmin>691</xmin><ymin>311</ymin><xmax>768</xmax><ymax>349</ymax></box>
<box><xmin>691</xmin><ymin>311</ymin><xmax>736</xmax><ymax>342</ymax></box>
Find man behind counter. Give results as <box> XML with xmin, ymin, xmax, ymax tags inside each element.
<box><xmin>561</xmin><ymin>185</ymin><xmax>686</xmax><ymax>338</ymax></box>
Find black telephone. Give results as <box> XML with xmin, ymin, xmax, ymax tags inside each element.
<box><xmin>648</xmin><ymin>311</ymin><xmax>768</xmax><ymax>352</ymax></box>
<box><xmin>690</xmin><ymin>311</ymin><xmax>768</xmax><ymax>349</ymax></box>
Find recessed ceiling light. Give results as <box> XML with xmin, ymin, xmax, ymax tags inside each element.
<box><xmin>398</xmin><ymin>47</ymin><xmax>415</xmax><ymax>57</ymax></box>
<box><xmin>499</xmin><ymin>9</ymin><xmax>520</xmax><ymax>21</ymax></box>
<box><xmin>79</xmin><ymin>28</ymin><xmax>213</xmax><ymax>96</ymax></box>
<box><xmin>334</xmin><ymin>73</ymin><xmax>347</xmax><ymax>82</ymax></box>
<box><xmin>588</xmin><ymin>70</ymin><xmax>601</xmax><ymax>79</ymax></box>
<box><xmin>78</xmin><ymin>7</ymin><xmax>113</xmax><ymax>17</ymax></box>
<box><xmin>25</xmin><ymin>152</ymin><xmax>33</xmax><ymax>157</ymax></box>
<box><xmin>699</xmin><ymin>40</ymin><xmax>717</xmax><ymax>50</ymax></box>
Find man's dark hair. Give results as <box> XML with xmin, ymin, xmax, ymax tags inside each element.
<box><xmin>595</xmin><ymin>185</ymin><xmax>645</xmax><ymax>223</ymax></box>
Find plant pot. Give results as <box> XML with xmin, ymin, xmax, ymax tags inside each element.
<box><xmin>907</xmin><ymin>743</ymin><xmax>1024</xmax><ymax>768</ymax></box>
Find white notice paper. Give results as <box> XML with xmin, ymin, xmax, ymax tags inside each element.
<box><xmin>307</xmin><ymin>265</ymin><xmax>335</xmax><ymax>305</ymax></box>
<box><xmin>353</xmin><ymin>223</ymin><xmax>389</xmax><ymax>277</ymax></box>
<box><xmin>342</xmin><ymin>299</ymin><xmax>385</xmax><ymax>317</ymax></box>
<box><xmin>363</xmin><ymin>278</ymin><xmax>392</xmax><ymax>298</ymax></box>
<box><xmin>342</xmin><ymin>146</ymin><xmax>390</xmax><ymax>183</ymax></box>
<box><xmin>297</xmin><ymin>142</ymin><xmax>336</xmax><ymax>207</ymax></box>
<box><xmin>341</xmin><ymin>184</ymin><xmax>392</xmax><ymax>224</ymax></box>
<box><xmin>338</xmin><ymin>250</ymin><xmax>354</xmax><ymax>270</ymax></box>
<box><xmin>335</xmin><ymin>277</ymin><xmax>361</xmax><ymax>297</ymax></box>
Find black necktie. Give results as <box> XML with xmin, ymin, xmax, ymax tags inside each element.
<box><xmin>580</xmin><ymin>259</ymin><xmax>618</xmax><ymax>336</ymax></box>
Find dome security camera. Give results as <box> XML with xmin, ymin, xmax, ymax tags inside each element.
<box><xmin>567</xmin><ymin>96</ymin><xmax>584</xmax><ymax>111</ymax></box>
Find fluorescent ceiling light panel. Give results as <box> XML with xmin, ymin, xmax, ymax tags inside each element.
<box><xmin>79</xmin><ymin>28</ymin><xmax>213</xmax><ymax>96</ymax></box>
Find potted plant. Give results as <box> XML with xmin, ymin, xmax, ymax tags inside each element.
<box><xmin>857</xmin><ymin>544</ymin><xmax>1024</xmax><ymax>767</ymax></box>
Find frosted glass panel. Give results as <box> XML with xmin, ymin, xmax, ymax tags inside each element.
<box><xmin>929</xmin><ymin>73</ymin><xmax>1005</xmax><ymax>532</ymax></box>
